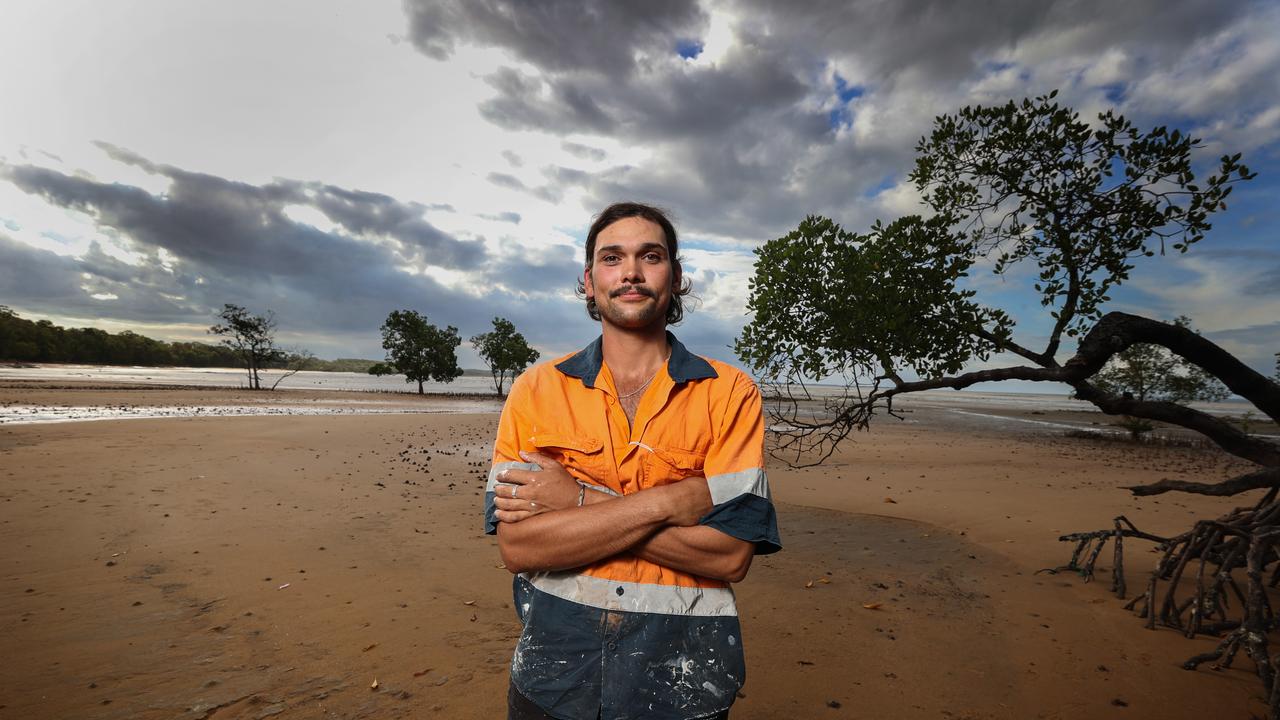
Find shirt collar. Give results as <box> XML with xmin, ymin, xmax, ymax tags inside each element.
<box><xmin>555</xmin><ymin>331</ymin><xmax>717</xmax><ymax>388</ymax></box>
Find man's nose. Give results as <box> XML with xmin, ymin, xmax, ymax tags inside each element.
<box><xmin>621</xmin><ymin>258</ymin><xmax>644</xmax><ymax>283</ymax></box>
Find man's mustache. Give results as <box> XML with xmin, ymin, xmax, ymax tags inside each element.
<box><xmin>610</xmin><ymin>285</ymin><xmax>656</xmax><ymax>299</ymax></box>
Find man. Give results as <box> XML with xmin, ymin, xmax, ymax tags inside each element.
<box><xmin>484</xmin><ymin>202</ymin><xmax>780</xmax><ymax>720</ymax></box>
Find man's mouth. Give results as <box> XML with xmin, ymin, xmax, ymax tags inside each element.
<box><xmin>611</xmin><ymin>285</ymin><xmax>655</xmax><ymax>299</ymax></box>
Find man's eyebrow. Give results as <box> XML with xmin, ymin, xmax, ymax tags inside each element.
<box><xmin>595</xmin><ymin>243</ymin><xmax>668</xmax><ymax>255</ymax></box>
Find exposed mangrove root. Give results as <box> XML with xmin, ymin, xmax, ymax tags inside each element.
<box><xmin>1057</xmin><ymin>491</ymin><xmax>1280</xmax><ymax>718</ymax></box>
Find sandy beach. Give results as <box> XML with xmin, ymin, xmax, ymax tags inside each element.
<box><xmin>0</xmin><ymin>381</ymin><xmax>1270</xmax><ymax>719</ymax></box>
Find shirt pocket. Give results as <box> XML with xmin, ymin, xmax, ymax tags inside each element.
<box><xmin>642</xmin><ymin>445</ymin><xmax>706</xmax><ymax>486</ymax></box>
<box><xmin>529</xmin><ymin>432</ymin><xmax>607</xmax><ymax>485</ymax></box>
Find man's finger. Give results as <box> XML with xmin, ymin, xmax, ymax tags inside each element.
<box><xmin>519</xmin><ymin>450</ymin><xmax>561</xmax><ymax>471</ymax></box>
<box><xmin>495</xmin><ymin>509</ymin><xmax>531</xmax><ymax>523</ymax></box>
<box><xmin>498</xmin><ymin>468</ymin><xmax>536</xmax><ymax>485</ymax></box>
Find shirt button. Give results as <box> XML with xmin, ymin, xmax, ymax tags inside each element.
<box><xmin>616</xmin><ymin>586</ymin><xmax>625</xmax><ymax>596</ymax></box>
<box><xmin>607</xmin><ymin>641</ymin><xmax>617</xmax><ymax>652</ymax></box>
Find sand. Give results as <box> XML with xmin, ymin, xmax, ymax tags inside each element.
<box><xmin>0</xmin><ymin>383</ymin><xmax>1269</xmax><ymax>719</ymax></box>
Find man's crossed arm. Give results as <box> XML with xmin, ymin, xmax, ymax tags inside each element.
<box><xmin>493</xmin><ymin>451</ymin><xmax>753</xmax><ymax>583</ymax></box>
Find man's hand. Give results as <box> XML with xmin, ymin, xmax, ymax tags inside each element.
<box><xmin>494</xmin><ymin>462</ymin><xmax>723</xmax><ymax>574</ymax></box>
<box><xmin>493</xmin><ymin>451</ymin><xmax>581</xmax><ymax>522</ymax></box>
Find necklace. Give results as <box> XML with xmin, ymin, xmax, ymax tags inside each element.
<box><xmin>616</xmin><ymin>353</ymin><xmax>670</xmax><ymax>400</ymax></box>
<box><xmin>618</xmin><ymin>370</ymin><xmax>659</xmax><ymax>400</ymax></box>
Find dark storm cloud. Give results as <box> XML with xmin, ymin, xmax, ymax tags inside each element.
<box><xmin>0</xmin><ymin>234</ymin><xmax>91</xmax><ymax>307</ymax></box>
<box><xmin>1</xmin><ymin>152</ymin><xmax>620</xmax><ymax>359</ymax></box>
<box><xmin>561</xmin><ymin>142</ymin><xmax>606</xmax><ymax>162</ymax></box>
<box><xmin>2</xmin><ymin>163</ymin><xmax>465</xmax><ymax>332</ymax></box>
<box><xmin>301</xmin><ymin>182</ymin><xmax>484</xmax><ymax>266</ymax></box>
<box><xmin>476</xmin><ymin>40</ymin><xmax>817</xmax><ymax>143</ymax></box>
<box><xmin>407</xmin><ymin>2</ymin><xmax>895</xmax><ymax>238</ymax></box>
<box><xmin>403</xmin><ymin>0</ymin><xmax>707</xmax><ymax>75</ymax></box>
<box><xmin>0</xmin><ymin>234</ymin><xmax>207</xmax><ymax>324</ymax></box>
<box><xmin>6</xmin><ymin>163</ymin><xmax>364</xmax><ymax>279</ymax></box>
<box><xmin>8</xmin><ymin>150</ymin><xmax>484</xmax><ymax>272</ymax></box>
<box><xmin>731</xmin><ymin>0</ymin><xmax>1250</xmax><ymax>83</ymax></box>
<box><xmin>481</xmin><ymin>240</ymin><xmax>582</xmax><ymax>295</ymax></box>
<box><xmin>405</xmin><ymin>0</ymin><xmax>1265</xmax><ymax>240</ymax></box>
<box><xmin>480</xmin><ymin>67</ymin><xmax>616</xmax><ymax>135</ymax></box>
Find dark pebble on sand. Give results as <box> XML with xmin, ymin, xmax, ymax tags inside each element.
<box><xmin>827</xmin><ymin>700</ymin><xmax>842</xmax><ymax>709</ymax></box>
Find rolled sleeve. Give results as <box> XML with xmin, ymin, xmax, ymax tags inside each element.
<box><xmin>484</xmin><ymin>376</ymin><xmax>537</xmax><ymax>535</ymax></box>
<box><xmin>699</xmin><ymin>375</ymin><xmax>781</xmax><ymax>554</ymax></box>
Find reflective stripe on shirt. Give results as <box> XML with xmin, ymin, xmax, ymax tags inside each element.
<box><xmin>524</xmin><ymin>570</ymin><xmax>738</xmax><ymax>617</ymax></box>
<box><xmin>706</xmin><ymin>467</ymin><xmax>771</xmax><ymax>505</ymax></box>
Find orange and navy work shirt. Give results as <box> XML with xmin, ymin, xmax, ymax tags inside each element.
<box><xmin>484</xmin><ymin>333</ymin><xmax>780</xmax><ymax>720</ymax></box>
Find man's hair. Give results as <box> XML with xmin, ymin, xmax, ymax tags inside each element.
<box><xmin>576</xmin><ymin>202</ymin><xmax>694</xmax><ymax>324</ymax></box>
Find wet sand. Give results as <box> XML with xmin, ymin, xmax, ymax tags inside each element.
<box><xmin>0</xmin><ymin>384</ymin><xmax>1269</xmax><ymax>718</ymax></box>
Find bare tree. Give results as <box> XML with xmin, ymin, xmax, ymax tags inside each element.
<box><xmin>268</xmin><ymin>348</ymin><xmax>316</xmax><ymax>391</ymax></box>
<box><xmin>209</xmin><ymin>304</ymin><xmax>282</xmax><ymax>391</ymax></box>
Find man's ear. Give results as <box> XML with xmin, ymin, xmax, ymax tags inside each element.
<box><xmin>583</xmin><ymin>265</ymin><xmax>595</xmax><ymax>300</ymax></box>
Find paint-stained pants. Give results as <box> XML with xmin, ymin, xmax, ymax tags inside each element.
<box><xmin>508</xmin><ymin>683</ymin><xmax>731</xmax><ymax>720</ymax></box>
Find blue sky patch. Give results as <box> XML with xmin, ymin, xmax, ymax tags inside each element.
<box><xmin>834</xmin><ymin>73</ymin><xmax>864</xmax><ymax>103</ymax></box>
<box><xmin>828</xmin><ymin>74</ymin><xmax>864</xmax><ymax>130</ymax></box>
<box><xmin>1101</xmin><ymin>82</ymin><xmax>1127</xmax><ymax>104</ymax></box>
<box><xmin>676</xmin><ymin>39</ymin><xmax>703</xmax><ymax>60</ymax></box>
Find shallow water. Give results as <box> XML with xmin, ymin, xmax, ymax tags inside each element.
<box><xmin>1</xmin><ymin>363</ymin><xmax>1257</xmax><ymax>427</ymax></box>
<box><xmin>0</xmin><ymin>400</ymin><xmax>505</xmax><ymax>425</ymax></box>
<box><xmin>0</xmin><ymin>363</ymin><xmax>499</xmax><ymax>394</ymax></box>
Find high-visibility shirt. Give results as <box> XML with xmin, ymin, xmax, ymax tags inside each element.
<box><xmin>484</xmin><ymin>333</ymin><xmax>781</xmax><ymax>720</ymax></box>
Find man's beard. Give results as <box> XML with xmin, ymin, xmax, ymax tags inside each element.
<box><xmin>597</xmin><ymin>285</ymin><xmax>667</xmax><ymax>329</ymax></box>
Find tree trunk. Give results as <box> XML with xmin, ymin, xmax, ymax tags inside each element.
<box><xmin>417</xmin><ymin>379</ymin><xmax>424</xmax><ymax>395</ymax></box>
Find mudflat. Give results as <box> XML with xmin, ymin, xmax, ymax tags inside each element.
<box><xmin>0</xmin><ymin>384</ymin><xmax>1267</xmax><ymax>719</ymax></box>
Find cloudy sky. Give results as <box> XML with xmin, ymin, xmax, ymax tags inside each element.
<box><xmin>1</xmin><ymin>1</ymin><xmax>1277</xmax><ymax>381</ymax></box>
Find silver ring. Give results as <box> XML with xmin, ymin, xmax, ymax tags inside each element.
<box><xmin>511</xmin><ymin>486</ymin><xmax>518</xmax><ymax>499</ymax></box>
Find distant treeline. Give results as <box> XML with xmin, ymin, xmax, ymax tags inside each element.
<box><xmin>0</xmin><ymin>307</ymin><xmax>376</xmax><ymax>372</ymax></box>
